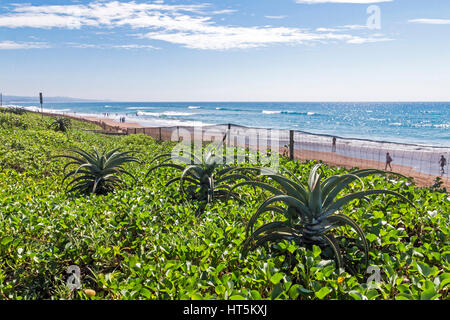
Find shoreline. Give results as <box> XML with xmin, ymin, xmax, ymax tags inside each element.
<box><xmin>3</xmin><ymin>103</ymin><xmax>449</xmax><ymax>149</ymax></box>
<box><xmin>4</xmin><ymin>107</ymin><xmax>449</xmax><ymax>189</ymax></box>
<box><xmin>83</xmin><ymin>116</ymin><xmax>143</xmax><ymax>129</ymax></box>
<box><xmin>76</xmin><ymin>113</ymin><xmax>450</xmax><ymax>189</ymax></box>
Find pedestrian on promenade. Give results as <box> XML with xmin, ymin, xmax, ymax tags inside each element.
<box><xmin>439</xmin><ymin>155</ymin><xmax>447</xmax><ymax>176</ymax></box>
<box><xmin>332</xmin><ymin>137</ymin><xmax>337</xmax><ymax>153</ymax></box>
<box><xmin>385</xmin><ymin>152</ymin><xmax>393</xmax><ymax>171</ymax></box>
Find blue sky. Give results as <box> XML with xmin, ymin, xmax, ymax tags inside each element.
<box><xmin>0</xmin><ymin>0</ymin><xmax>449</xmax><ymax>101</ymax></box>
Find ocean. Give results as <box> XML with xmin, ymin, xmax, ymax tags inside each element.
<box><xmin>6</xmin><ymin>101</ymin><xmax>450</xmax><ymax>147</ymax></box>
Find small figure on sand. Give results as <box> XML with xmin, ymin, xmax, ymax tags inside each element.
<box><xmin>439</xmin><ymin>155</ymin><xmax>447</xmax><ymax>176</ymax></box>
<box><xmin>385</xmin><ymin>152</ymin><xmax>393</xmax><ymax>171</ymax></box>
<box><xmin>332</xmin><ymin>136</ymin><xmax>337</xmax><ymax>153</ymax></box>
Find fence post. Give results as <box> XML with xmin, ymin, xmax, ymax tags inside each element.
<box><xmin>227</xmin><ymin>123</ymin><xmax>231</xmax><ymax>147</ymax></box>
<box><xmin>159</xmin><ymin>127</ymin><xmax>162</xmax><ymax>141</ymax></box>
<box><xmin>289</xmin><ymin>130</ymin><xmax>294</xmax><ymax>160</ymax></box>
<box><xmin>177</xmin><ymin>126</ymin><xmax>180</xmax><ymax>141</ymax></box>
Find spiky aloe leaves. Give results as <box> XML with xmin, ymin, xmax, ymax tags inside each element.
<box><xmin>146</xmin><ymin>150</ymin><xmax>256</xmax><ymax>214</ymax></box>
<box><xmin>240</xmin><ymin>164</ymin><xmax>416</xmax><ymax>273</ymax></box>
<box><xmin>50</xmin><ymin>117</ymin><xmax>71</xmax><ymax>133</ymax></box>
<box><xmin>55</xmin><ymin>147</ymin><xmax>139</xmax><ymax>195</ymax></box>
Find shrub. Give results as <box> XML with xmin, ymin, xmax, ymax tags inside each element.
<box><xmin>50</xmin><ymin>117</ymin><xmax>71</xmax><ymax>133</ymax></box>
<box><xmin>147</xmin><ymin>147</ymin><xmax>254</xmax><ymax>215</ymax></box>
<box><xmin>234</xmin><ymin>164</ymin><xmax>415</xmax><ymax>274</ymax></box>
<box><xmin>55</xmin><ymin>147</ymin><xmax>140</xmax><ymax>195</ymax></box>
<box><xmin>0</xmin><ymin>114</ymin><xmax>28</xmax><ymax>129</ymax></box>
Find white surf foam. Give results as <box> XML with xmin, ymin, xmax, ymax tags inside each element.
<box><xmin>262</xmin><ymin>110</ymin><xmax>282</xmax><ymax>114</ymax></box>
<box><xmin>136</xmin><ymin>111</ymin><xmax>193</xmax><ymax>117</ymax></box>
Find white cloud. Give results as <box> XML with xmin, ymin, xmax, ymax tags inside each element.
<box><xmin>65</xmin><ymin>42</ymin><xmax>159</xmax><ymax>50</ymax></box>
<box><xmin>347</xmin><ymin>36</ymin><xmax>393</xmax><ymax>44</ymax></box>
<box><xmin>409</xmin><ymin>18</ymin><xmax>450</xmax><ymax>25</ymax></box>
<box><xmin>0</xmin><ymin>13</ymin><xmax>97</xmax><ymax>29</ymax></box>
<box><xmin>295</xmin><ymin>0</ymin><xmax>392</xmax><ymax>3</ymax></box>
<box><xmin>316</xmin><ymin>27</ymin><xmax>340</xmax><ymax>32</ymax></box>
<box><xmin>211</xmin><ymin>9</ymin><xmax>237</xmax><ymax>15</ymax></box>
<box><xmin>140</xmin><ymin>27</ymin><xmax>360</xmax><ymax>50</ymax></box>
<box><xmin>265</xmin><ymin>15</ymin><xmax>288</xmax><ymax>20</ymax></box>
<box><xmin>65</xmin><ymin>43</ymin><xmax>101</xmax><ymax>49</ymax></box>
<box><xmin>316</xmin><ymin>25</ymin><xmax>371</xmax><ymax>32</ymax></box>
<box><xmin>340</xmin><ymin>24</ymin><xmax>369</xmax><ymax>30</ymax></box>
<box><xmin>0</xmin><ymin>1</ymin><xmax>209</xmax><ymax>29</ymax></box>
<box><xmin>0</xmin><ymin>1</ymin><xmax>394</xmax><ymax>50</ymax></box>
<box><xmin>0</xmin><ymin>40</ymin><xmax>50</xmax><ymax>50</ymax></box>
<box><xmin>111</xmin><ymin>44</ymin><xmax>159</xmax><ymax>49</ymax></box>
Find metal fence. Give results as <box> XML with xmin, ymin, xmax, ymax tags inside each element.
<box><xmin>124</xmin><ymin>123</ymin><xmax>450</xmax><ymax>189</ymax></box>
<box><xmin>17</xmin><ymin>109</ymin><xmax>450</xmax><ymax>188</ymax></box>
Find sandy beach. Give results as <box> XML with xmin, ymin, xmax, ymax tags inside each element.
<box><xmin>83</xmin><ymin>116</ymin><xmax>143</xmax><ymax>129</ymax></box>
<box><xmin>61</xmin><ymin>113</ymin><xmax>448</xmax><ymax>189</ymax></box>
<box><xmin>8</xmin><ymin>107</ymin><xmax>447</xmax><ymax>189</ymax></box>
<box><xmin>292</xmin><ymin>148</ymin><xmax>445</xmax><ymax>188</ymax></box>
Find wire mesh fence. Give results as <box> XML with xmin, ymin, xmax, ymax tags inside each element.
<box><xmin>124</xmin><ymin>123</ymin><xmax>450</xmax><ymax>189</ymax></box>
<box><xmin>13</xmin><ymin>109</ymin><xmax>450</xmax><ymax>188</ymax></box>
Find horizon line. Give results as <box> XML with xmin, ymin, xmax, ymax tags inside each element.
<box><xmin>3</xmin><ymin>97</ymin><xmax>450</xmax><ymax>104</ymax></box>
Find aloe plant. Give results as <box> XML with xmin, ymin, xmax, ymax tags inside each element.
<box><xmin>50</xmin><ymin>117</ymin><xmax>71</xmax><ymax>132</ymax></box>
<box><xmin>146</xmin><ymin>148</ymin><xmax>253</xmax><ymax>214</ymax></box>
<box><xmin>232</xmin><ymin>164</ymin><xmax>415</xmax><ymax>273</ymax></box>
<box><xmin>55</xmin><ymin>147</ymin><xmax>139</xmax><ymax>195</ymax></box>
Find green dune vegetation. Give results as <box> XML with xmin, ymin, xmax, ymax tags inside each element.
<box><xmin>0</xmin><ymin>110</ymin><xmax>448</xmax><ymax>300</ymax></box>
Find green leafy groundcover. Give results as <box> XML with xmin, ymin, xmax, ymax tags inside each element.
<box><xmin>0</xmin><ymin>112</ymin><xmax>448</xmax><ymax>300</ymax></box>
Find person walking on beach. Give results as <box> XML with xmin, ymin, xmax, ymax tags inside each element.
<box><xmin>385</xmin><ymin>152</ymin><xmax>393</xmax><ymax>171</ymax></box>
<box><xmin>332</xmin><ymin>137</ymin><xmax>337</xmax><ymax>153</ymax></box>
<box><xmin>439</xmin><ymin>155</ymin><xmax>447</xmax><ymax>176</ymax></box>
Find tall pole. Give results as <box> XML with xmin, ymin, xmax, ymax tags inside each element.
<box><xmin>0</xmin><ymin>92</ymin><xmax>2</xmax><ymax>107</ymax></box>
<box><xmin>227</xmin><ymin>123</ymin><xmax>231</xmax><ymax>147</ymax></box>
<box><xmin>289</xmin><ymin>130</ymin><xmax>294</xmax><ymax>160</ymax></box>
<box><xmin>39</xmin><ymin>92</ymin><xmax>43</xmax><ymax>117</ymax></box>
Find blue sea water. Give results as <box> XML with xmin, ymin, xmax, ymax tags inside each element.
<box><xmin>10</xmin><ymin>101</ymin><xmax>450</xmax><ymax>147</ymax></box>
